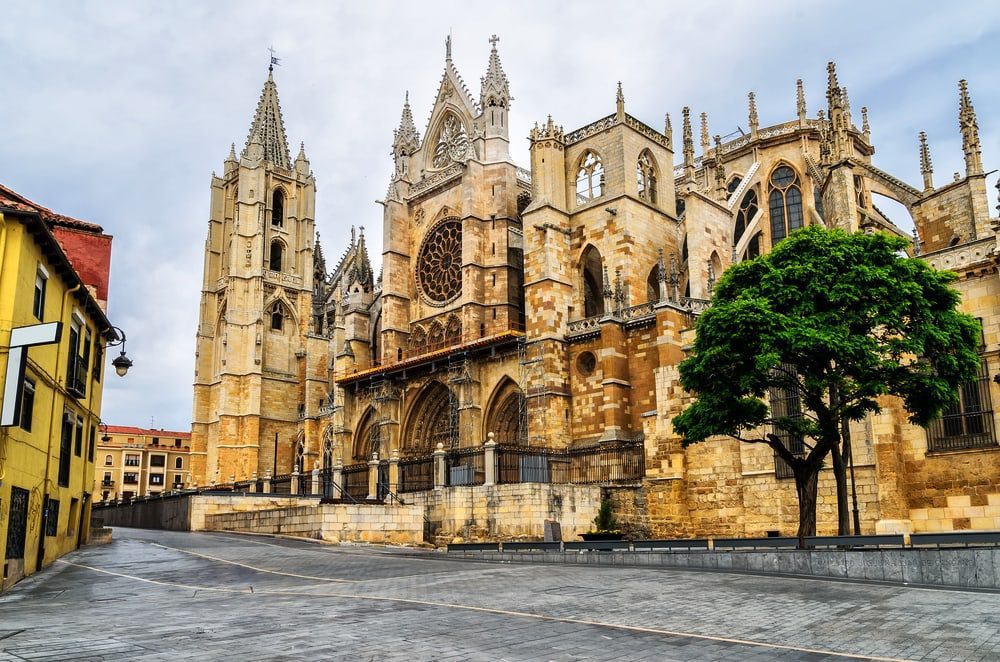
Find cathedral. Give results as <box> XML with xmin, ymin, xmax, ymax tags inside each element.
<box><xmin>190</xmin><ymin>37</ymin><xmax>1000</xmax><ymax>538</ymax></box>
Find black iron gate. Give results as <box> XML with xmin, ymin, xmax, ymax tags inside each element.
<box><xmin>5</xmin><ymin>486</ymin><xmax>29</xmax><ymax>560</ymax></box>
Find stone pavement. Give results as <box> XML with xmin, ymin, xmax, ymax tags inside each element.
<box><xmin>1</xmin><ymin>529</ymin><xmax>998</xmax><ymax>661</ymax></box>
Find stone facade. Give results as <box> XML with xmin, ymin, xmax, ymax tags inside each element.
<box><xmin>192</xmin><ymin>40</ymin><xmax>1000</xmax><ymax>541</ymax></box>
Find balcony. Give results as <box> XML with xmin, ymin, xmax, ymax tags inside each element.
<box><xmin>67</xmin><ymin>355</ymin><xmax>88</xmax><ymax>399</ymax></box>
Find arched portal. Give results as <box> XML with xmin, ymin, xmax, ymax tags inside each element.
<box><xmin>402</xmin><ymin>381</ymin><xmax>454</xmax><ymax>454</ymax></box>
<box><xmin>484</xmin><ymin>378</ymin><xmax>524</xmax><ymax>445</ymax></box>
<box><xmin>353</xmin><ymin>407</ymin><xmax>379</xmax><ymax>462</ymax></box>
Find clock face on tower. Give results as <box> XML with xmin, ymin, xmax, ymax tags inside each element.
<box><xmin>417</xmin><ymin>219</ymin><xmax>463</xmax><ymax>306</ymax></box>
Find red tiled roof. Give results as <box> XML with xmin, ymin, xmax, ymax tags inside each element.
<box><xmin>0</xmin><ymin>183</ymin><xmax>103</xmax><ymax>233</ymax></box>
<box><xmin>104</xmin><ymin>425</ymin><xmax>191</xmax><ymax>438</ymax></box>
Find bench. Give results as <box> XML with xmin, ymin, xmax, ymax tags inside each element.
<box><xmin>806</xmin><ymin>534</ymin><xmax>905</xmax><ymax>548</ymax></box>
<box><xmin>712</xmin><ymin>537</ymin><xmax>798</xmax><ymax>550</ymax></box>
<box><xmin>631</xmin><ymin>539</ymin><xmax>710</xmax><ymax>551</ymax></box>
<box><xmin>447</xmin><ymin>542</ymin><xmax>501</xmax><ymax>553</ymax></box>
<box><xmin>910</xmin><ymin>531</ymin><xmax>1000</xmax><ymax>547</ymax></box>
<box><xmin>501</xmin><ymin>541</ymin><xmax>563</xmax><ymax>552</ymax></box>
<box><xmin>564</xmin><ymin>540</ymin><xmax>631</xmax><ymax>552</ymax></box>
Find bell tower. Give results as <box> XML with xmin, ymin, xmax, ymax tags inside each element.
<box><xmin>191</xmin><ymin>65</ymin><xmax>317</xmax><ymax>485</ymax></box>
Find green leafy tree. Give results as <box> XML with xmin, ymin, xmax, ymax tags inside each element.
<box><xmin>673</xmin><ymin>226</ymin><xmax>981</xmax><ymax>547</ymax></box>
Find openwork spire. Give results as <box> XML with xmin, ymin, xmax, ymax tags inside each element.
<box><xmin>958</xmin><ymin>79</ymin><xmax>983</xmax><ymax>176</ymax></box>
<box><xmin>480</xmin><ymin>34</ymin><xmax>510</xmax><ymax>109</ymax></box>
<box><xmin>242</xmin><ymin>68</ymin><xmax>291</xmax><ymax>168</ymax></box>
<box><xmin>918</xmin><ymin>131</ymin><xmax>934</xmax><ymax>190</ymax></box>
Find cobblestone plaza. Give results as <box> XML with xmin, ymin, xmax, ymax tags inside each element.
<box><xmin>1</xmin><ymin>530</ymin><xmax>998</xmax><ymax>661</ymax></box>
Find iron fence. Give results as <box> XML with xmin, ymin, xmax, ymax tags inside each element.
<box><xmin>399</xmin><ymin>455</ymin><xmax>435</xmax><ymax>493</ymax></box>
<box><xmin>927</xmin><ymin>362</ymin><xmax>998</xmax><ymax>452</ymax></box>
<box><xmin>343</xmin><ymin>463</ymin><xmax>369</xmax><ymax>501</ymax></box>
<box><xmin>270</xmin><ymin>474</ymin><xmax>292</xmax><ymax>495</ymax></box>
<box><xmin>447</xmin><ymin>447</ymin><xmax>485</xmax><ymax>486</ymax></box>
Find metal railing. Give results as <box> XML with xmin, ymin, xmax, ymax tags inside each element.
<box><xmin>447</xmin><ymin>447</ymin><xmax>485</xmax><ymax>486</ymax></box>
<box><xmin>343</xmin><ymin>463</ymin><xmax>369</xmax><ymax>501</ymax></box>
<box><xmin>927</xmin><ymin>363</ymin><xmax>997</xmax><ymax>452</ymax></box>
<box><xmin>497</xmin><ymin>440</ymin><xmax>645</xmax><ymax>485</ymax></box>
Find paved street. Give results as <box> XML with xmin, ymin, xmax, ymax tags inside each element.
<box><xmin>1</xmin><ymin>529</ymin><xmax>998</xmax><ymax>661</ymax></box>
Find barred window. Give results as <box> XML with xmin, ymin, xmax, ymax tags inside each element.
<box><xmin>927</xmin><ymin>360</ymin><xmax>997</xmax><ymax>452</ymax></box>
<box><xmin>770</xmin><ymin>364</ymin><xmax>805</xmax><ymax>478</ymax></box>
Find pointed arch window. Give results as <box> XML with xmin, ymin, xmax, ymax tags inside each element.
<box><xmin>768</xmin><ymin>166</ymin><xmax>803</xmax><ymax>245</ymax></box>
<box><xmin>637</xmin><ymin>150</ymin><xmax>657</xmax><ymax>204</ymax></box>
<box><xmin>269</xmin><ymin>240</ymin><xmax>284</xmax><ymax>272</ymax></box>
<box><xmin>727</xmin><ymin>176</ymin><xmax>743</xmax><ymax>195</ymax></box>
<box><xmin>269</xmin><ymin>301</ymin><xmax>286</xmax><ymax>332</ymax></box>
<box><xmin>576</xmin><ymin>151</ymin><xmax>604</xmax><ymax>204</ymax></box>
<box><xmin>580</xmin><ymin>245</ymin><xmax>604</xmax><ymax>317</ymax></box>
<box><xmin>272</xmin><ymin>189</ymin><xmax>284</xmax><ymax>227</ymax></box>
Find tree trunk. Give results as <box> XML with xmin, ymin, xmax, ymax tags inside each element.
<box><xmin>794</xmin><ymin>466</ymin><xmax>819</xmax><ymax>548</ymax></box>
<box><xmin>830</xmin><ymin>442</ymin><xmax>851</xmax><ymax>535</ymax></box>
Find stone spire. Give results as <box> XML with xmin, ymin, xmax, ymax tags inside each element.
<box><xmin>713</xmin><ymin>135</ymin><xmax>726</xmax><ymax>198</ymax></box>
<box><xmin>699</xmin><ymin>112</ymin><xmax>710</xmax><ymax>154</ymax></box>
<box><xmin>796</xmin><ymin>78</ymin><xmax>807</xmax><ymax>126</ymax></box>
<box><xmin>825</xmin><ymin>62</ymin><xmax>852</xmax><ymax>160</ymax></box>
<box><xmin>958</xmin><ymin>79</ymin><xmax>983</xmax><ymax>176</ymax></box>
<box><xmin>313</xmin><ymin>231</ymin><xmax>327</xmax><ymax>277</ymax></box>
<box><xmin>664</xmin><ymin>112</ymin><xmax>673</xmax><ymax>151</ymax></box>
<box><xmin>748</xmin><ymin>92</ymin><xmax>759</xmax><ymax>139</ymax></box>
<box><xmin>479</xmin><ymin>34</ymin><xmax>511</xmax><ymax>110</ymax></box>
<box><xmin>392</xmin><ymin>91</ymin><xmax>420</xmax><ymax>177</ymax></box>
<box><xmin>224</xmin><ymin>142</ymin><xmax>238</xmax><ymax>176</ymax></box>
<box><xmin>918</xmin><ymin>131</ymin><xmax>934</xmax><ymax>191</ymax></box>
<box><xmin>682</xmin><ymin>107</ymin><xmax>695</xmax><ymax>178</ymax></box>
<box><xmin>616</xmin><ymin>81</ymin><xmax>625</xmax><ymax>121</ymax></box>
<box><xmin>242</xmin><ymin>67</ymin><xmax>291</xmax><ymax>168</ymax></box>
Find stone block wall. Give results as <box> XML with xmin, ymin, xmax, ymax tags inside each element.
<box><xmin>407</xmin><ymin>483</ymin><xmax>602</xmax><ymax>542</ymax></box>
<box><xmin>203</xmin><ymin>503</ymin><xmax>424</xmax><ymax>545</ymax></box>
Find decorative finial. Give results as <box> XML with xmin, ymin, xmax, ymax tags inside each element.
<box><xmin>616</xmin><ymin>81</ymin><xmax>625</xmax><ymax>119</ymax></box>
<box><xmin>748</xmin><ymin>92</ymin><xmax>759</xmax><ymax>136</ymax></box>
<box><xmin>664</xmin><ymin>112</ymin><xmax>673</xmax><ymax>151</ymax></box>
<box><xmin>911</xmin><ymin>227</ymin><xmax>922</xmax><ymax>256</ymax></box>
<box><xmin>796</xmin><ymin>78</ymin><xmax>806</xmax><ymax>123</ymax></box>
<box><xmin>861</xmin><ymin>106</ymin><xmax>870</xmax><ymax>139</ymax></box>
<box><xmin>446</xmin><ymin>34</ymin><xmax>452</xmax><ymax>61</ymax></box>
<box><xmin>918</xmin><ymin>131</ymin><xmax>934</xmax><ymax>190</ymax></box>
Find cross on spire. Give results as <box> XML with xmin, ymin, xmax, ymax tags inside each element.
<box><xmin>268</xmin><ymin>45</ymin><xmax>280</xmax><ymax>72</ymax></box>
<box><xmin>489</xmin><ymin>34</ymin><xmax>499</xmax><ymax>50</ymax></box>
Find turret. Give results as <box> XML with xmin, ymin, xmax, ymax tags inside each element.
<box><xmin>479</xmin><ymin>34</ymin><xmax>511</xmax><ymax>152</ymax></box>
<box><xmin>392</xmin><ymin>92</ymin><xmax>420</xmax><ymax>178</ymax></box>
<box><xmin>528</xmin><ymin>116</ymin><xmax>566</xmax><ymax>209</ymax></box>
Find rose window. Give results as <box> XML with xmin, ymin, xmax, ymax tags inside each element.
<box><xmin>433</xmin><ymin>115</ymin><xmax>469</xmax><ymax>168</ymax></box>
<box><xmin>417</xmin><ymin>220</ymin><xmax>462</xmax><ymax>305</ymax></box>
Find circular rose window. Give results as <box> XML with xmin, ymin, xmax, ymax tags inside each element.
<box><xmin>417</xmin><ymin>220</ymin><xmax>463</xmax><ymax>305</ymax></box>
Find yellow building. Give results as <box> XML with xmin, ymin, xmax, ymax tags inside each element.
<box><xmin>95</xmin><ymin>426</ymin><xmax>192</xmax><ymax>502</ymax></box>
<box><xmin>0</xmin><ymin>184</ymin><xmax>120</xmax><ymax>591</ymax></box>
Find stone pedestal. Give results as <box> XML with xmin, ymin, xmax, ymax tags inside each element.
<box><xmin>291</xmin><ymin>470</ymin><xmax>300</xmax><ymax>495</ymax></box>
<box><xmin>388</xmin><ymin>449</ymin><xmax>400</xmax><ymax>495</ymax></box>
<box><xmin>333</xmin><ymin>460</ymin><xmax>344</xmax><ymax>499</ymax></box>
<box><xmin>484</xmin><ymin>433</ymin><xmax>497</xmax><ymax>486</ymax></box>
<box><xmin>311</xmin><ymin>467</ymin><xmax>321</xmax><ymax>496</ymax></box>
<box><xmin>434</xmin><ymin>443</ymin><xmax>447</xmax><ymax>490</ymax></box>
<box><xmin>367</xmin><ymin>453</ymin><xmax>380</xmax><ymax>501</ymax></box>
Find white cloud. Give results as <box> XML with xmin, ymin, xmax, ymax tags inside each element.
<box><xmin>2</xmin><ymin>0</ymin><xmax>999</xmax><ymax>429</ymax></box>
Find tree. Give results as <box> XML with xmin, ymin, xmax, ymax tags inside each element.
<box><xmin>672</xmin><ymin>226</ymin><xmax>982</xmax><ymax>547</ymax></box>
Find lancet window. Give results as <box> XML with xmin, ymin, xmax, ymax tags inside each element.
<box><xmin>576</xmin><ymin>151</ymin><xmax>605</xmax><ymax>204</ymax></box>
<box><xmin>271</xmin><ymin>189</ymin><xmax>284</xmax><ymax>227</ymax></box>
<box><xmin>269</xmin><ymin>240</ymin><xmax>284</xmax><ymax>272</ymax></box>
<box><xmin>768</xmin><ymin>166</ymin><xmax>803</xmax><ymax>245</ymax></box>
<box><xmin>636</xmin><ymin>150</ymin><xmax>657</xmax><ymax>204</ymax></box>
<box><xmin>269</xmin><ymin>302</ymin><xmax>286</xmax><ymax>332</ymax></box>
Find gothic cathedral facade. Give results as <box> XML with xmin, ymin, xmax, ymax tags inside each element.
<box><xmin>191</xmin><ymin>40</ymin><xmax>1000</xmax><ymax>537</ymax></box>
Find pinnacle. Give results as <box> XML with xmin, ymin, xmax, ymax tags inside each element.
<box><xmin>480</xmin><ymin>34</ymin><xmax>510</xmax><ymax>108</ymax></box>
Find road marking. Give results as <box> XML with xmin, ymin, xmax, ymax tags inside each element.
<box><xmin>144</xmin><ymin>542</ymin><xmax>360</xmax><ymax>583</ymax></box>
<box><xmin>56</xmin><ymin>559</ymin><xmax>912</xmax><ymax>661</ymax></box>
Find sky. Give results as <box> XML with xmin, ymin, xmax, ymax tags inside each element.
<box><xmin>2</xmin><ymin>1</ymin><xmax>999</xmax><ymax>431</ymax></box>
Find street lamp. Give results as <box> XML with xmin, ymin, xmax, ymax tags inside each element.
<box><xmin>107</xmin><ymin>326</ymin><xmax>133</xmax><ymax>377</ymax></box>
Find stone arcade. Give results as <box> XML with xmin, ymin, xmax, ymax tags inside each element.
<box><xmin>190</xmin><ymin>38</ymin><xmax>1000</xmax><ymax>541</ymax></box>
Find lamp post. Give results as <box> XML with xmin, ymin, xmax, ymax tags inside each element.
<box><xmin>106</xmin><ymin>326</ymin><xmax>133</xmax><ymax>377</ymax></box>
